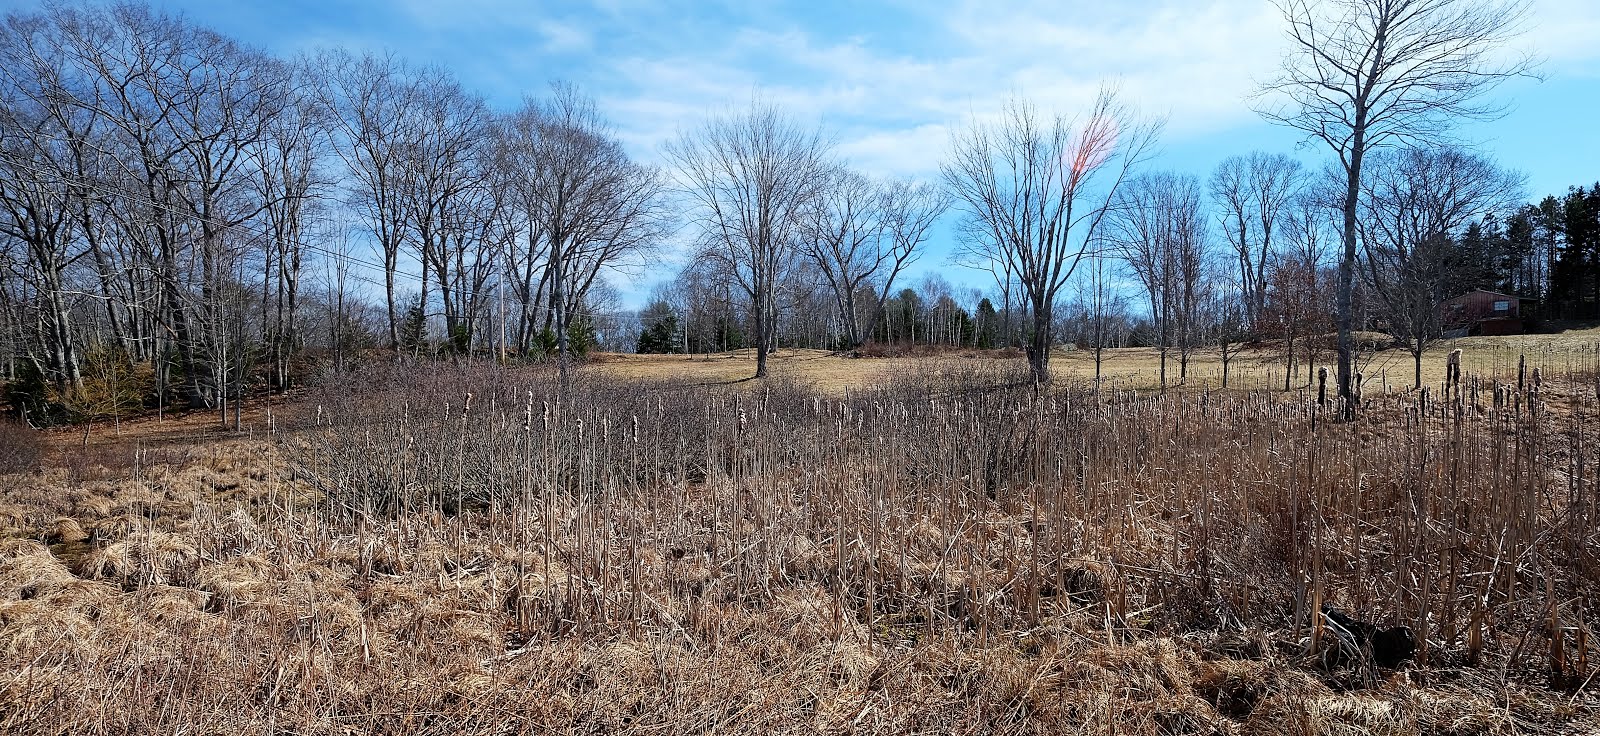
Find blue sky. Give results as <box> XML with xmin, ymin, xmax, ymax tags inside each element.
<box><xmin>43</xmin><ymin>0</ymin><xmax>1600</xmax><ymax>308</ymax></box>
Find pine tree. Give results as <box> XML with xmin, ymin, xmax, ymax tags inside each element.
<box><xmin>398</xmin><ymin>297</ymin><xmax>428</xmax><ymax>354</ymax></box>
<box><xmin>635</xmin><ymin>300</ymin><xmax>680</xmax><ymax>354</ymax></box>
<box><xmin>636</xmin><ymin>313</ymin><xmax>680</xmax><ymax>354</ymax></box>
<box><xmin>975</xmin><ymin>298</ymin><xmax>999</xmax><ymax>349</ymax></box>
<box><xmin>1550</xmin><ymin>186</ymin><xmax>1600</xmax><ymax>318</ymax></box>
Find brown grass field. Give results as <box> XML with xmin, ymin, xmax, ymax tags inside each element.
<box><xmin>1</xmin><ymin>331</ymin><xmax>1598</xmax><ymax>735</ymax></box>
<box><xmin>599</xmin><ymin>325</ymin><xmax>1600</xmax><ymax>393</ymax></box>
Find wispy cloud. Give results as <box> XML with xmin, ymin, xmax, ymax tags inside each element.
<box><xmin>536</xmin><ymin>19</ymin><xmax>593</xmax><ymax>55</ymax></box>
<box><xmin>572</xmin><ymin>1</ymin><xmax>1297</xmax><ymax>177</ymax></box>
<box><xmin>103</xmin><ymin>0</ymin><xmax>1600</xmax><ymax>304</ymax></box>
<box><xmin>1531</xmin><ymin>0</ymin><xmax>1600</xmax><ymax>74</ymax></box>
<box><xmin>176</xmin><ymin>0</ymin><xmax>1597</xmax><ymax>180</ymax></box>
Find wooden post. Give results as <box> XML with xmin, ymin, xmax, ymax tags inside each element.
<box><xmin>1447</xmin><ymin>348</ymin><xmax>1463</xmax><ymax>399</ymax></box>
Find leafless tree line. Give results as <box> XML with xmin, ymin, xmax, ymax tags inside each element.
<box><xmin>1259</xmin><ymin>0</ymin><xmax>1535</xmax><ymax>415</ymax></box>
<box><xmin>663</xmin><ymin>100</ymin><xmax>949</xmax><ymax>377</ymax></box>
<box><xmin>0</xmin><ymin>0</ymin><xmax>1545</xmax><ymax>411</ymax></box>
<box><xmin>942</xmin><ymin>90</ymin><xmax>1161</xmax><ymax>383</ymax></box>
<box><xmin>0</xmin><ymin>3</ymin><xmax>668</xmax><ymax>421</ymax></box>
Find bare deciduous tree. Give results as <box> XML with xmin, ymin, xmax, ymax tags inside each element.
<box><xmin>393</xmin><ymin>70</ymin><xmax>488</xmax><ymax>354</ymax></box>
<box><xmin>1267</xmin><ymin>188</ymin><xmax>1336</xmax><ymax>390</ymax></box>
<box><xmin>1258</xmin><ymin>0</ymin><xmax>1535</xmax><ymax>418</ymax></box>
<box><xmin>55</xmin><ymin>4</ymin><xmax>291</xmax><ymax>413</ymax></box>
<box><xmin>253</xmin><ymin>69</ymin><xmax>328</xmax><ymax>389</ymax></box>
<box><xmin>1359</xmin><ymin>146</ymin><xmax>1522</xmax><ymax>387</ymax></box>
<box><xmin>664</xmin><ymin>100</ymin><xmax>832</xmax><ymax>379</ymax></box>
<box><xmin>1068</xmin><ymin>247</ymin><xmax>1129</xmax><ymax>383</ymax></box>
<box><xmin>799</xmin><ymin>169</ymin><xmax>945</xmax><ymax>350</ymax></box>
<box><xmin>1107</xmin><ymin>172</ymin><xmax>1210</xmax><ymax>388</ymax></box>
<box><xmin>943</xmin><ymin>88</ymin><xmax>1158</xmax><ymax>383</ymax></box>
<box><xmin>498</xmin><ymin>83</ymin><xmax>669</xmax><ymax>374</ymax></box>
<box><xmin>1210</xmin><ymin>152</ymin><xmax>1304</xmax><ymax>332</ymax></box>
<box><xmin>312</xmin><ymin>49</ymin><xmax>420</xmax><ymax>351</ymax></box>
<box><xmin>797</xmin><ymin>167</ymin><xmax>882</xmax><ymax>351</ymax></box>
<box><xmin>0</xmin><ymin>75</ymin><xmax>84</xmax><ymax>391</ymax></box>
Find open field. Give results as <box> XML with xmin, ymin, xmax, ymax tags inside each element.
<box><xmin>598</xmin><ymin>325</ymin><xmax>1600</xmax><ymax>394</ymax></box>
<box><xmin>1</xmin><ymin>333</ymin><xmax>1598</xmax><ymax>734</ymax></box>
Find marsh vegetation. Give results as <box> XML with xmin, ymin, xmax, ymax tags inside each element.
<box><xmin>1</xmin><ymin>352</ymin><xmax>1596</xmax><ymax>734</ymax></box>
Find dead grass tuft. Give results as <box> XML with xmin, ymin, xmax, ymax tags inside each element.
<box><xmin>0</xmin><ymin>539</ymin><xmax>76</xmax><ymax>599</ymax></box>
<box><xmin>47</xmin><ymin>517</ymin><xmax>88</xmax><ymax>544</ymax></box>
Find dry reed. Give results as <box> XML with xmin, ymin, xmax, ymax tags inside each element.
<box><xmin>0</xmin><ymin>355</ymin><xmax>1595</xmax><ymax>734</ymax></box>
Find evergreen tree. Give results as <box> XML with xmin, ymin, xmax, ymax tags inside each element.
<box><xmin>1574</xmin><ymin>186</ymin><xmax>1600</xmax><ymax>316</ymax></box>
<box><xmin>974</xmin><ymin>298</ymin><xmax>999</xmax><ymax>349</ymax></box>
<box><xmin>1450</xmin><ymin>217</ymin><xmax>1510</xmax><ymax>295</ymax></box>
<box><xmin>635</xmin><ymin>300</ymin><xmax>681</xmax><ymax>354</ymax></box>
<box><xmin>1500</xmin><ymin>207</ymin><xmax>1539</xmax><ymax>297</ymax></box>
<box><xmin>398</xmin><ymin>297</ymin><xmax>428</xmax><ymax>354</ymax></box>
<box><xmin>1550</xmin><ymin>186</ymin><xmax>1600</xmax><ymax>318</ymax></box>
<box><xmin>566</xmin><ymin>315</ymin><xmax>598</xmax><ymax>358</ymax></box>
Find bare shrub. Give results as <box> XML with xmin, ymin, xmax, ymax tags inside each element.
<box><xmin>0</xmin><ymin>417</ymin><xmax>46</xmax><ymax>475</ymax></box>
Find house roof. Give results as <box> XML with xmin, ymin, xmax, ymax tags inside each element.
<box><xmin>1445</xmin><ymin>289</ymin><xmax>1523</xmax><ymax>301</ymax></box>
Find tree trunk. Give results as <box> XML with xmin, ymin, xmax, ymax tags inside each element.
<box><xmin>162</xmin><ymin>252</ymin><xmax>211</xmax><ymax>409</ymax></box>
<box><xmin>754</xmin><ymin>293</ymin><xmax>770</xmax><ymax>379</ymax></box>
<box><xmin>843</xmin><ymin>288</ymin><xmax>863</xmax><ymax>349</ymax></box>
<box><xmin>385</xmin><ymin>259</ymin><xmax>400</xmax><ymax>352</ymax></box>
<box><xmin>1027</xmin><ymin>300</ymin><xmax>1051</xmax><ymax>384</ymax></box>
<box><xmin>1414</xmin><ymin>341</ymin><xmax>1424</xmax><ymax>390</ymax></box>
<box><xmin>39</xmin><ymin>268</ymin><xmax>82</xmax><ymax>389</ymax></box>
<box><xmin>554</xmin><ymin>244</ymin><xmax>569</xmax><ymax>378</ymax></box>
<box><xmin>1158</xmin><ymin>307</ymin><xmax>1169</xmax><ymax>390</ymax></box>
<box><xmin>283</xmin><ymin>252</ymin><xmax>300</xmax><ymax>390</ymax></box>
<box><xmin>1337</xmin><ymin>127</ymin><xmax>1367</xmax><ymax>420</ymax></box>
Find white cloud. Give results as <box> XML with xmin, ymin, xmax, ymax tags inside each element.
<box><xmin>1529</xmin><ymin>0</ymin><xmax>1600</xmax><ymax>73</ymax></box>
<box><xmin>580</xmin><ymin>1</ymin><xmax>1300</xmax><ymax>181</ymax></box>
<box><xmin>835</xmin><ymin>123</ymin><xmax>953</xmax><ymax>178</ymax></box>
<box><xmin>537</xmin><ymin>19</ymin><xmax>593</xmax><ymax>54</ymax></box>
<box><xmin>133</xmin><ymin>0</ymin><xmax>1592</xmax><ymax>309</ymax></box>
<box><xmin>351</xmin><ymin>0</ymin><xmax>1595</xmax><ymax>301</ymax></box>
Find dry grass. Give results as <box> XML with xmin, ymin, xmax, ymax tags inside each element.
<box><xmin>0</xmin><ymin>348</ymin><xmax>1595</xmax><ymax>734</ymax></box>
<box><xmin>0</xmin><ymin>417</ymin><xmax>46</xmax><ymax>474</ymax></box>
<box><xmin>594</xmin><ymin>348</ymin><xmax>901</xmax><ymax>391</ymax></box>
<box><xmin>593</xmin><ymin>327</ymin><xmax>1600</xmax><ymax>395</ymax></box>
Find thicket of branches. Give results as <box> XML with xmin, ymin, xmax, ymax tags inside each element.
<box><xmin>0</xmin><ymin>3</ymin><xmax>664</xmax><ymax>422</ymax></box>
